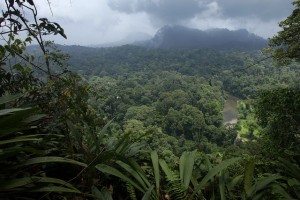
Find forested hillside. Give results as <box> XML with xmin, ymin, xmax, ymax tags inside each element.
<box><xmin>56</xmin><ymin>45</ymin><xmax>299</xmax><ymax>99</ymax></box>
<box><xmin>1</xmin><ymin>0</ymin><xmax>300</xmax><ymax>199</ymax></box>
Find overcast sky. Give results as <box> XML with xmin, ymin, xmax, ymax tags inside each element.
<box><xmin>34</xmin><ymin>0</ymin><xmax>294</xmax><ymax>45</ymax></box>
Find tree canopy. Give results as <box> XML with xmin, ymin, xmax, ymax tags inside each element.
<box><xmin>269</xmin><ymin>0</ymin><xmax>300</xmax><ymax>64</ymax></box>
<box><xmin>1</xmin><ymin>0</ymin><xmax>300</xmax><ymax>199</ymax></box>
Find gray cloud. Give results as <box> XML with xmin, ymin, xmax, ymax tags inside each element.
<box><xmin>33</xmin><ymin>0</ymin><xmax>295</xmax><ymax>45</ymax></box>
<box><xmin>108</xmin><ymin>0</ymin><xmax>210</xmax><ymax>26</ymax></box>
<box><xmin>108</xmin><ymin>0</ymin><xmax>294</xmax><ymax>26</ymax></box>
<box><xmin>217</xmin><ymin>0</ymin><xmax>293</xmax><ymax>21</ymax></box>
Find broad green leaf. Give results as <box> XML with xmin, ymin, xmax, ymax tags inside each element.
<box><xmin>23</xmin><ymin>114</ymin><xmax>47</xmax><ymax>123</ymax></box>
<box><xmin>0</xmin><ymin>94</ymin><xmax>22</xmax><ymax>105</ymax></box>
<box><xmin>96</xmin><ymin>164</ymin><xmax>145</xmax><ymax>193</ymax></box>
<box><xmin>0</xmin><ymin>137</ymin><xmax>42</xmax><ymax>145</ymax></box>
<box><xmin>123</xmin><ymin>158</ymin><xmax>151</xmax><ymax>187</ymax></box>
<box><xmin>94</xmin><ymin>150</ymin><xmax>116</xmax><ymax>164</ymax></box>
<box><xmin>288</xmin><ymin>178</ymin><xmax>300</xmax><ymax>187</ymax></box>
<box><xmin>98</xmin><ymin>118</ymin><xmax>114</xmax><ymax>139</ymax></box>
<box><xmin>228</xmin><ymin>175</ymin><xmax>243</xmax><ymax>190</ymax></box>
<box><xmin>114</xmin><ymin>134</ymin><xmax>132</xmax><ymax>154</ymax></box>
<box><xmin>0</xmin><ymin>127</ymin><xmax>25</xmax><ymax>136</ymax></box>
<box><xmin>204</xmin><ymin>154</ymin><xmax>212</xmax><ymax>171</ymax></box>
<box><xmin>0</xmin><ymin>108</ymin><xmax>35</xmax><ymax>131</ymax></box>
<box><xmin>30</xmin><ymin>186</ymin><xmax>81</xmax><ymax>193</ymax></box>
<box><xmin>151</xmin><ymin>151</ymin><xmax>160</xmax><ymax>196</ymax></box>
<box><xmin>125</xmin><ymin>143</ymin><xmax>145</xmax><ymax>157</ymax></box>
<box><xmin>191</xmin><ymin>157</ymin><xmax>241</xmax><ymax>197</ymax></box>
<box><xmin>0</xmin><ymin>176</ymin><xmax>78</xmax><ymax>191</ymax></box>
<box><xmin>279</xmin><ymin>158</ymin><xmax>300</xmax><ymax>181</ymax></box>
<box><xmin>271</xmin><ymin>184</ymin><xmax>294</xmax><ymax>200</ymax></box>
<box><xmin>18</xmin><ymin>156</ymin><xmax>87</xmax><ymax>168</ymax></box>
<box><xmin>252</xmin><ymin>191</ymin><xmax>267</xmax><ymax>200</ymax></box>
<box><xmin>92</xmin><ymin>186</ymin><xmax>105</xmax><ymax>200</ymax></box>
<box><xmin>0</xmin><ymin>146</ymin><xmax>45</xmax><ymax>160</ymax></box>
<box><xmin>0</xmin><ymin>108</ymin><xmax>30</xmax><ymax>116</ymax></box>
<box><xmin>180</xmin><ymin>150</ymin><xmax>196</xmax><ymax>190</ymax></box>
<box><xmin>0</xmin><ymin>177</ymin><xmax>39</xmax><ymax>190</ymax></box>
<box><xmin>92</xmin><ymin>186</ymin><xmax>113</xmax><ymax>200</ymax></box>
<box><xmin>99</xmin><ymin>187</ymin><xmax>113</xmax><ymax>200</ymax></box>
<box><xmin>219</xmin><ymin>171</ymin><xmax>226</xmax><ymax>200</ymax></box>
<box><xmin>159</xmin><ymin>159</ymin><xmax>173</xmax><ymax>180</ymax></box>
<box><xmin>246</xmin><ymin>174</ymin><xmax>282</xmax><ymax>197</ymax></box>
<box><xmin>116</xmin><ymin>160</ymin><xmax>149</xmax><ymax>190</ymax></box>
<box><xmin>141</xmin><ymin>185</ymin><xmax>154</xmax><ymax>200</ymax></box>
<box><xmin>34</xmin><ymin>177</ymin><xmax>79</xmax><ymax>191</ymax></box>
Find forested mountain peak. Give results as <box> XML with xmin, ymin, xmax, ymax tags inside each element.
<box><xmin>136</xmin><ymin>25</ymin><xmax>267</xmax><ymax>50</ymax></box>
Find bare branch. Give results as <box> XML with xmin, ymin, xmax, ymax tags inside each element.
<box><xmin>46</xmin><ymin>0</ymin><xmax>54</xmax><ymax>16</ymax></box>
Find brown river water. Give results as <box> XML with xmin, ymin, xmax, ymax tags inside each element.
<box><xmin>223</xmin><ymin>95</ymin><xmax>239</xmax><ymax>125</ymax></box>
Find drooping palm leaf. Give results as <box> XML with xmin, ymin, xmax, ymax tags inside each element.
<box><xmin>96</xmin><ymin>163</ymin><xmax>145</xmax><ymax>193</ymax></box>
<box><xmin>151</xmin><ymin>151</ymin><xmax>160</xmax><ymax>196</ymax></box>
<box><xmin>0</xmin><ymin>93</ymin><xmax>22</xmax><ymax>105</ymax></box>
<box><xmin>246</xmin><ymin>174</ymin><xmax>282</xmax><ymax>198</ymax></box>
<box><xmin>142</xmin><ymin>185</ymin><xmax>155</xmax><ymax>200</ymax></box>
<box><xmin>271</xmin><ymin>184</ymin><xmax>294</xmax><ymax>200</ymax></box>
<box><xmin>116</xmin><ymin>160</ymin><xmax>150</xmax><ymax>190</ymax></box>
<box><xmin>29</xmin><ymin>186</ymin><xmax>81</xmax><ymax>193</ymax></box>
<box><xmin>191</xmin><ymin>157</ymin><xmax>241</xmax><ymax>197</ymax></box>
<box><xmin>219</xmin><ymin>170</ymin><xmax>226</xmax><ymax>200</ymax></box>
<box><xmin>278</xmin><ymin>158</ymin><xmax>300</xmax><ymax>181</ymax></box>
<box><xmin>0</xmin><ymin>176</ymin><xmax>79</xmax><ymax>191</ymax></box>
<box><xmin>18</xmin><ymin>156</ymin><xmax>88</xmax><ymax>168</ymax></box>
<box><xmin>179</xmin><ymin>150</ymin><xmax>196</xmax><ymax>190</ymax></box>
<box><xmin>92</xmin><ymin>186</ymin><xmax>113</xmax><ymax>200</ymax></box>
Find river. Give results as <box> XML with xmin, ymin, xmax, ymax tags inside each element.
<box><xmin>223</xmin><ymin>95</ymin><xmax>239</xmax><ymax>125</ymax></box>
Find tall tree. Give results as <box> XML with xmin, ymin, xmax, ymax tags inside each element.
<box><xmin>257</xmin><ymin>0</ymin><xmax>300</xmax><ymax>155</ymax></box>
<box><xmin>256</xmin><ymin>87</ymin><xmax>300</xmax><ymax>152</ymax></box>
<box><xmin>269</xmin><ymin>0</ymin><xmax>300</xmax><ymax>64</ymax></box>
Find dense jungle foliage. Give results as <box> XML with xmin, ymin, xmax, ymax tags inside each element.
<box><xmin>0</xmin><ymin>0</ymin><xmax>300</xmax><ymax>199</ymax></box>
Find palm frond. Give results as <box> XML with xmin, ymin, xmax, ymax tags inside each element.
<box><xmin>151</xmin><ymin>151</ymin><xmax>160</xmax><ymax>196</ymax></box>
<box><xmin>191</xmin><ymin>157</ymin><xmax>241</xmax><ymax>198</ymax></box>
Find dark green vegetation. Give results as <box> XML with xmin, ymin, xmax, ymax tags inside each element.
<box><xmin>269</xmin><ymin>0</ymin><xmax>300</xmax><ymax>64</ymax></box>
<box><xmin>58</xmin><ymin>44</ymin><xmax>299</xmax><ymax>99</ymax></box>
<box><xmin>1</xmin><ymin>0</ymin><xmax>300</xmax><ymax>199</ymax></box>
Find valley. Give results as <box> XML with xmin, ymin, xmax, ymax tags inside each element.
<box><xmin>2</xmin><ymin>1</ymin><xmax>300</xmax><ymax>198</ymax></box>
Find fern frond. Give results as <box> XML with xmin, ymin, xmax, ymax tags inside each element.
<box><xmin>126</xmin><ymin>182</ymin><xmax>138</xmax><ymax>200</ymax></box>
<box><xmin>168</xmin><ymin>172</ymin><xmax>185</xmax><ymax>200</ymax></box>
<box><xmin>244</xmin><ymin>160</ymin><xmax>255</xmax><ymax>193</ymax></box>
<box><xmin>160</xmin><ymin>159</ymin><xmax>185</xmax><ymax>200</ymax></box>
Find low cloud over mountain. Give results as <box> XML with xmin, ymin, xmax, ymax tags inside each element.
<box><xmin>135</xmin><ymin>25</ymin><xmax>267</xmax><ymax>50</ymax></box>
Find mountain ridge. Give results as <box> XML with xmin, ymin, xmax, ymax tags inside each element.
<box><xmin>135</xmin><ymin>25</ymin><xmax>267</xmax><ymax>50</ymax></box>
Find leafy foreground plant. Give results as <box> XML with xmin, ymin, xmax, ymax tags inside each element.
<box><xmin>97</xmin><ymin>150</ymin><xmax>240</xmax><ymax>199</ymax></box>
<box><xmin>0</xmin><ymin>94</ymin><xmax>88</xmax><ymax>199</ymax></box>
<box><xmin>275</xmin><ymin>158</ymin><xmax>300</xmax><ymax>199</ymax></box>
<box><xmin>225</xmin><ymin>157</ymin><xmax>300</xmax><ymax>200</ymax></box>
<box><xmin>0</xmin><ymin>83</ymin><xmax>148</xmax><ymax>199</ymax></box>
